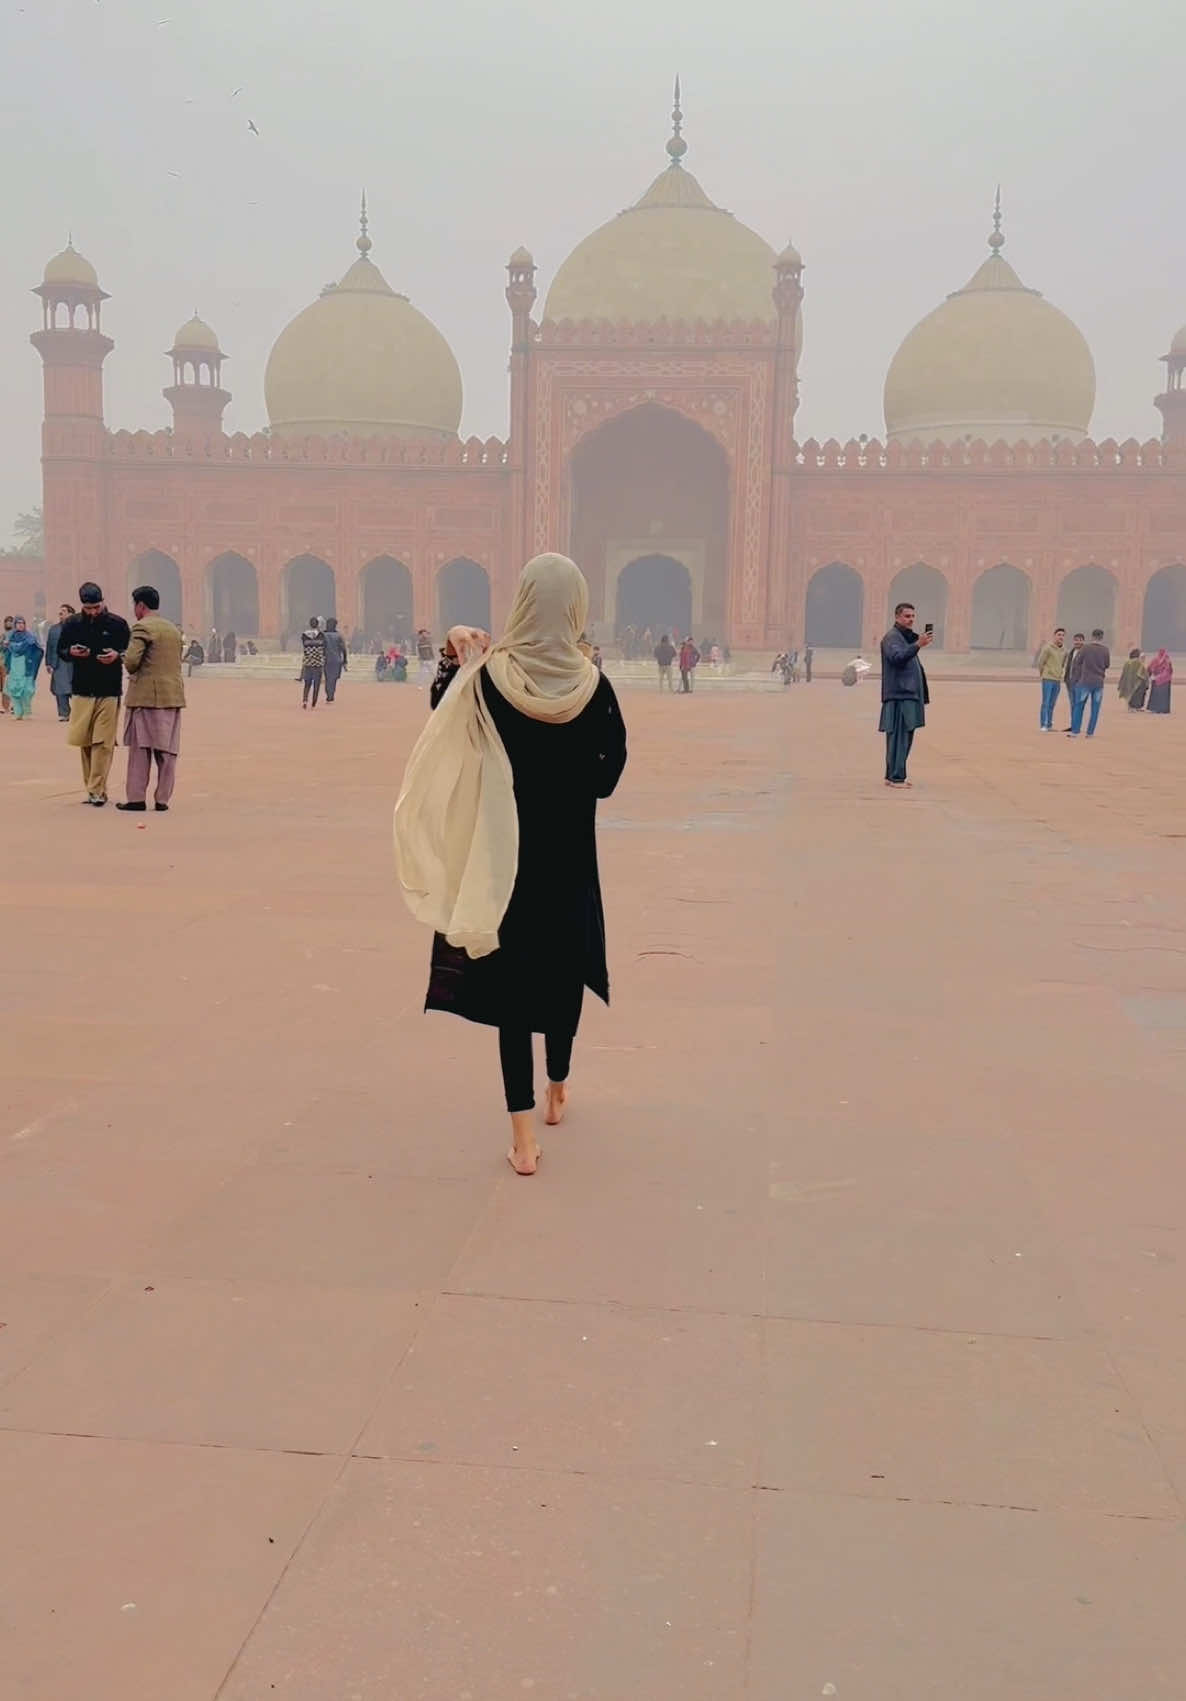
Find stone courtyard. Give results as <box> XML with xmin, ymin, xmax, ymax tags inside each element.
<box><xmin>1</xmin><ymin>672</ymin><xmax>1184</xmax><ymax>1699</ymax></box>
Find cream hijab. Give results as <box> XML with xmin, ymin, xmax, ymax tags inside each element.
<box><xmin>393</xmin><ymin>553</ymin><xmax>600</xmax><ymax>959</ymax></box>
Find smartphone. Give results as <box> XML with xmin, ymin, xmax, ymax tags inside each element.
<box><xmin>924</xmin><ymin>623</ymin><xmax>934</xmax><ymax>635</ymax></box>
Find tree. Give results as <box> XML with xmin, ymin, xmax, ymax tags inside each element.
<box><xmin>10</xmin><ymin>507</ymin><xmax>44</xmax><ymax>557</ymax></box>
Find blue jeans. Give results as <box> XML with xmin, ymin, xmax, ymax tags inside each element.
<box><xmin>1070</xmin><ymin>683</ymin><xmax>1103</xmax><ymax>736</ymax></box>
<box><xmin>1040</xmin><ymin>678</ymin><xmax>1060</xmax><ymax>728</ymax></box>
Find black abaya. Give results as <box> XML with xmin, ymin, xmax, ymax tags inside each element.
<box><xmin>425</xmin><ymin>667</ymin><xmax>627</xmax><ymax>1034</ymax></box>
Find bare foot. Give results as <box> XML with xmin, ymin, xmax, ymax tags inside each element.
<box><xmin>545</xmin><ymin>1081</ymin><xmax>569</xmax><ymax>1126</ymax></box>
<box><xmin>507</xmin><ymin>1110</ymin><xmax>541</xmax><ymax>1175</ymax></box>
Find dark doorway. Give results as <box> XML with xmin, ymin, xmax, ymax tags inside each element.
<box><xmin>207</xmin><ymin>553</ymin><xmax>259</xmax><ymax>636</ymax></box>
<box><xmin>127</xmin><ymin>550</ymin><xmax>182</xmax><ymax>626</ymax></box>
<box><xmin>971</xmin><ymin>563</ymin><xmax>1030</xmax><ymax>650</ymax></box>
<box><xmin>284</xmin><ymin>555</ymin><xmax>336</xmax><ymax>628</ymax></box>
<box><xmin>1057</xmin><ymin>565</ymin><xmax>1116</xmax><ymax>641</ymax></box>
<box><xmin>888</xmin><ymin>563</ymin><xmax>949</xmax><ymax>647</ymax></box>
<box><xmin>361</xmin><ymin>556</ymin><xmax>413</xmax><ymax>640</ymax></box>
<box><xmin>615</xmin><ymin>555</ymin><xmax>693</xmax><ymax>640</ymax></box>
<box><xmin>437</xmin><ymin>558</ymin><xmax>491</xmax><ymax>634</ymax></box>
<box><xmin>805</xmin><ymin>563</ymin><xmax>864</xmax><ymax>647</ymax></box>
<box><xmin>1142</xmin><ymin>565</ymin><xmax>1186</xmax><ymax>652</ymax></box>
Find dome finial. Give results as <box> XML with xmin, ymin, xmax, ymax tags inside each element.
<box><xmin>357</xmin><ymin>189</ymin><xmax>372</xmax><ymax>257</ymax></box>
<box><xmin>666</xmin><ymin>75</ymin><xmax>687</xmax><ymax>165</ymax></box>
<box><xmin>988</xmin><ymin>185</ymin><xmax>1004</xmax><ymax>253</ymax></box>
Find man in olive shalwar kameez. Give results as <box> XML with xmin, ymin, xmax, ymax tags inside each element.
<box><xmin>879</xmin><ymin>601</ymin><xmax>933</xmax><ymax>788</ymax></box>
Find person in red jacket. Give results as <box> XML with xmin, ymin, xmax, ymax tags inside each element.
<box><xmin>678</xmin><ymin>636</ymin><xmax>700</xmax><ymax>694</ymax></box>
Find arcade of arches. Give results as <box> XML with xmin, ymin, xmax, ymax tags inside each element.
<box><xmin>144</xmin><ymin>548</ymin><xmax>1186</xmax><ymax>660</ymax></box>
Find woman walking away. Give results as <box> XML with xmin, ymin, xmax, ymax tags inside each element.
<box><xmin>45</xmin><ymin>602</ymin><xmax>75</xmax><ymax>722</ymax></box>
<box><xmin>1147</xmin><ymin>648</ymin><xmax>1173</xmax><ymax>715</ymax></box>
<box><xmin>300</xmin><ymin>617</ymin><xmax>325</xmax><ymax>708</ymax></box>
<box><xmin>1</xmin><ymin>617</ymin><xmax>43</xmax><ymax>719</ymax></box>
<box><xmin>322</xmin><ymin>617</ymin><xmax>348</xmax><ymax>702</ymax></box>
<box><xmin>395</xmin><ymin>553</ymin><xmax>627</xmax><ymax>1176</ymax></box>
<box><xmin>1118</xmin><ymin>649</ymin><xmax>1147</xmax><ymax>711</ymax></box>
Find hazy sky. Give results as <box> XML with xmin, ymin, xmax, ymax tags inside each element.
<box><xmin>4</xmin><ymin>0</ymin><xmax>1185</xmax><ymax>540</ymax></box>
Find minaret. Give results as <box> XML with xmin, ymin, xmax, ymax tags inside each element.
<box><xmin>1155</xmin><ymin>326</ymin><xmax>1186</xmax><ymax>446</ymax></box>
<box><xmin>768</xmin><ymin>237</ymin><xmax>805</xmax><ymax>643</ymax></box>
<box><xmin>164</xmin><ymin>313</ymin><xmax>231</xmax><ymax>432</ymax></box>
<box><xmin>30</xmin><ymin>241</ymin><xmax>114</xmax><ymax>609</ymax></box>
<box><xmin>30</xmin><ymin>241</ymin><xmax>113</xmax><ymax>425</ymax></box>
<box><xmin>506</xmin><ymin>243</ymin><xmax>538</xmax><ymax>608</ymax></box>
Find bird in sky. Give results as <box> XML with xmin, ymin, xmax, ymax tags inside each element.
<box><xmin>247</xmin><ymin>119</ymin><xmax>260</xmax><ymax>135</ymax></box>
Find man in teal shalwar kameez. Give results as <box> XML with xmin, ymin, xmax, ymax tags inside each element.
<box><xmin>879</xmin><ymin>602</ymin><xmax>933</xmax><ymax>787</ymax></box>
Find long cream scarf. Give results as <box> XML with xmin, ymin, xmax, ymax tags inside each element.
<box><xmin>393</xmin><ymin>553</ymin><xmax>600</xmax><ymax>958</ymax></box>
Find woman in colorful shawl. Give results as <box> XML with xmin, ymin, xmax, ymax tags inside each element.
<box><xmin>1147</xmin><ymin>649</ymin><xmax>1173</xmax><ymax>715</ymax></box>
<box><xmin>1117</xmin><ymin>649</ymin><xmax>1148</xmax><ymax>710</ymax></box>
<box><xmin>0</xmin><ymin>617</ymin><xmax>43</xmax><ymax>719</ymax></box>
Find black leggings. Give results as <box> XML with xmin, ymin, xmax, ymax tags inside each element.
<box><xmin>302</xmin><ymin>666</ymin><xmax>322</xmax><ymax>707</ymax></box>
<box><xmin>498</xmin><ymin>1028</ymin><xmax>575</xmax><ymax>1114</ymax></box>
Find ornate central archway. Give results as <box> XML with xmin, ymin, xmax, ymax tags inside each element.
<box><xmin>569</xmin><ymin>403</ymin><xmax>731</xmax><ymax>642</ymax></box>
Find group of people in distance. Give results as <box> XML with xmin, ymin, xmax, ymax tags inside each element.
<box><xmin>1035</xmin><ymin>627</ymin><xmax>1174</xmax><ymax>736</ymax></box>
<box><xmin>652</xmin><ymin>634</ymin><xmax>704</xmax><ymax>692</ymax></box>
<box><xmin>770</xmin><ymin>645</ymin><xmax>815</xmax><ymax>685</ymax></box>
<box><xmin>1</xmin><ymin>581</ymin><xmax>187</xmax><ymax>810</ymax></box>
<box><xmin>296</xmin><ymin>616</ymin><xmax>350</xmax><ymax>708</ymax></box>
<box><xmin>1117</xmin><ymin>646</ymin><xmax>1174</xmax><ymax>715</ymax></box>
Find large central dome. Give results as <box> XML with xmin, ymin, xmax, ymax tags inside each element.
<box><xmin>265</xmin><ymin>205</ymin><xmax>462</xmax><ymax>440</ymax></box>
<box><xmin>544</xmin><ymin>95</ymin><xmax>777</xmax><ymax>326</ymax></box>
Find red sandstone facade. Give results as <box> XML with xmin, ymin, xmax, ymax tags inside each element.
<box><xmin>29</xmin><ymin>243</ymin><xmax>1186</xmax><ymax>655</ymax></box>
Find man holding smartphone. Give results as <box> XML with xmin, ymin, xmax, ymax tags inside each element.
<box><xmin>57</xmin><ymin>583</ymin><xmax>131</xmax><ymax>806</ymax></box>
<box><xmin>879</xmin><ymin>601</ymin><xmax>933</xmax><ymax>787</ymax></box>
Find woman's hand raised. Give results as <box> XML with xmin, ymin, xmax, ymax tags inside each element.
<box><xmin>446</xmin><ymin>626</ymin><xmax>491</xmax><ymax>664</ymax></box>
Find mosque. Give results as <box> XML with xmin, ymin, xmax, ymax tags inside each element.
<box><xmin>28</xmin><ymin>93</ymin><xmax>1186</xmax><ymax>655</ymax></box>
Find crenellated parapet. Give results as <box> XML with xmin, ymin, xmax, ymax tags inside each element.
<box><xmin>102</xmin><ymin>429</ymin><xmax>509</xmax><ymax>468</ymax></box>
<box><xmin>793</xmin><ymin>436</ymin><xmax>1174</xmax><ymax>474</ymax></box>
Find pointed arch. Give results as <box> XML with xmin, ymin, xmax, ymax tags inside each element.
<box><xmin>1141</xmin><ymin>564</ymin><xmax>1186</xmax><ymax>652</ymax></box>
<box><xmin>437</xmin><ymin>558</ymin><xmax>491</xmax><ymax>634</ymax></box>
<box><xmin>283</xmin><ymin>555</ymin><xmax>336</xmax><ymax>629</ymax></box>
<box><xmin>128</xmin><ymin>550</ymin><xmax>182</xmax><ymax>626</ymax></box>
<box><xmin>971</xmin><ymin>563</ymin><xmax>1031</xmax><ymax>651</ymax></box>
<box><xmin>360</xmin><ymin>556</ymin><xmax>413</xmax><ymax>640</ymax></box>
<box><xmin>569</xmin><ymin>402</ymin><xmax>730</xmax><ymax>638</ymax></box>
<box><xmin>614</xmin><ymin>554</ymin><xmax>693</xmax><ymax>640</ymax></box>
<box><xmin>1056</xmin><ymin>564</ymin><xmax>1117</xmax><ymax>641</ymax></box>
<box><xmin>888</xmin><ymin>563</ymin><xmax>948</xmax><ymax>646</ymax></box>
<box><xmin>805</xmin><ymin>563</ymin><xmax>864</xmax><ymax>648</ymax></box>
<box><xmin>206</xmin><ymin>552</ymin><xmax>259</xmax><ymax>636</ymax></box>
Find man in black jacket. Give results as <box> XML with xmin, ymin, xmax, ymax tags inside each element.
<box><xmin>879</xmin><ymin>601</ymin><xmax>933</xmax><ymax>788</ymax></box>
<box><xmin>58</xmin><ymin>582</ymin><xmax>131</xmax><ymax>806</ymax></box>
